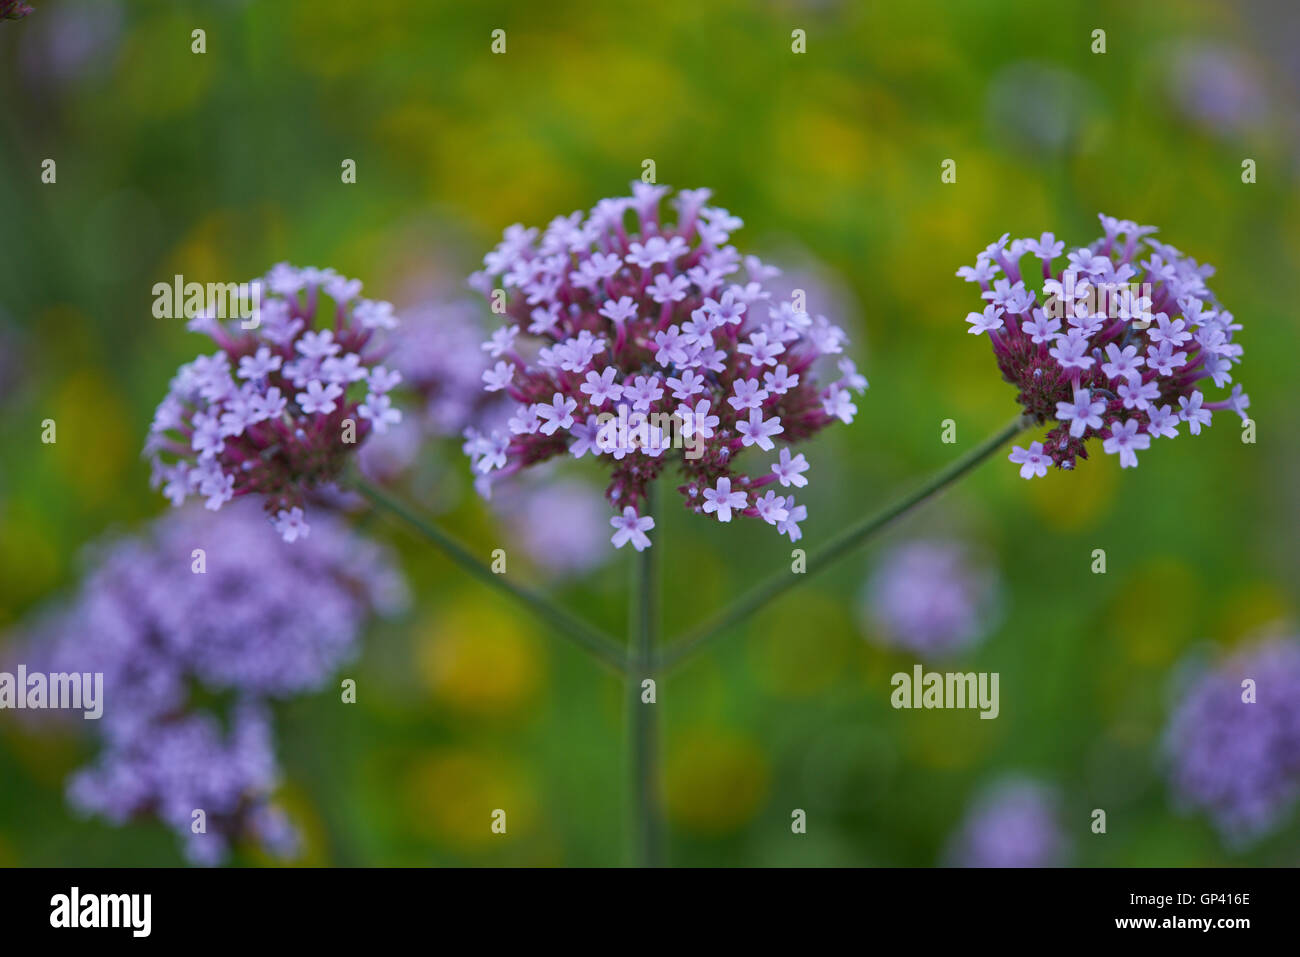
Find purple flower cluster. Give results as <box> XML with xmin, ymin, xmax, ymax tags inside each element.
<box><xmin>862</xmin><ymin>540</ymin><xmax>1000</xmax><ymax>658</ymax></box>
<box><xmin>16</xmin><ymin>501</ymin><xmax>406</xmax><ymax>864</ymax></box>
<box><xmin>944</xmin><ymin>778</ymin><xmax>1069</xmax><ymax>868</ymax></box>
<box><xmin>957</xmin><ymin>215</ymin><xmax>1249</xmax><ymax>477</ymax></box>
<box><xmin>463</xmin><ymin>184</ymin><xmax>866</xmax><ymax>550</ymax></box>
<box><xmin>351</xmin><ymin>298</ymin><xmax>612</xmax><ymax>577</ymax></box>
<box><xmin>146</xmin><ymin>264</ymin><xmax>403</xmax><ymax>541</ymax></box>
<box><xmin>1165</xmin><ymin>638</ymin><xmax>1300</xmax><ymax>844</ymax></box>
<box><xmin>386</xmin><ymin>298</ymin><xmax>508</xmax><ymax>440</ymax></box>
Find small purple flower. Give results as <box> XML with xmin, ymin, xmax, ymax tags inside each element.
<box><xmin>966</xmin><ymin>304</ymin><xmax>1005</xmax><ymax>336</ymax></box>
<box><xmin>736</xmin><ymin>408</ymin><xmax>783</xmax><ymax>451</ymax></box>
<box><xmin>753</xmin><ymin>490</ymin><xmax>790</xmax><ymax>525</ymax></box>
<box><xmin>701</xmin><ymin>476</ymin><xmax>747</xmax><ymax>523</ymax></box>
<box><xmin>776</xmin><ymin>499</ymin><xmax>807</xmax><ymax>542</ymax></box>
<box><xmin>610</xmin><ymin>505</ymin><xmax>655</xmax><ymax>551</ymax></box>
<box><xmin>536</xmin><ymin>392</ymin><xmax>577</xmax><ymax>436</ymax></box>
<box><xmin>1055</xmin><ymin>388</ymin><xmax>1105</xmax><ymax>439</ymax></box>
<box><xmin>771</xmin><ymin>448</ymin><xmax>809</xmax><ymax>488</ymax></box>
<box><xmin>1102</xmin><ymin>418</ymin><xmax>1150</xmax><ymax>468</ymax></box>
<box><xmin>1008</xmin><ymin>441</ymin><xmax>1050</xmax><ymax>479</ymax></box>
<box><xmin>728</xmin><ymin>378</ymin><xmax>767</xmax><ymax>411</ymax></box>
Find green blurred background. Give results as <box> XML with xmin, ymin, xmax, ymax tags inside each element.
<box><xmin>1</xmin><ymin>0</ymin><xmax>1298</xmax><ymax>866</ymax></box>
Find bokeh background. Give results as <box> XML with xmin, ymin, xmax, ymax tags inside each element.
<box><xmin>2</xmin><ymin>0</ymin><xmax>1298</xmax><ymax>866</ymax></box>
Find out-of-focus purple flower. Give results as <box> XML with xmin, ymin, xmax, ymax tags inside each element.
<box><xmin>67</xmin><ymin>702</ymin><xmax>283</xmax><ymax>867</ymax></box>
<box><xmin>14</xmin><ymin>500</ymin><xmax>407</xmax><ymax>863</ymax></box>
<box><xmin>145</xmin><ymin>264</ymin><xmax>403</xmax><ymax>540</ymax></box>
<box><xmin>1166</xmin><ymin>43</ymin><xmax>1270</xmax><ymax>137</ymax></box>
<box><xmin>1165</xmin><ymin>638</ymin><xmax>1300</xmax><ymax>844</ymax></box>
<box><xmin>862</xmin><ymin>540</ymin><xmax>1000</xmax><ymax>658</ymax></box>
<box><xmin>347</xmin><ymin>296</ymin><xmax>614</xmax><ymax>577</ymax></box>
<box><xmin>957</xmin><ymin>216</ymin><xmax>1249</xmax><ymax>476</ymax></box>
<box><xmin>985</xmin><ymin>61</ymin><xmax>1101</xmax><ymax>157</ymax></box>
<box><xmin>356</xmin><ymin>298</ymin><xmax>510</xmax><ymax>484</ymax></box>
<box><xmin>388</xmin><ymin>299</ymin><xmax>508</xmax><ymax>439</ymax></box>
<box><xmin>464</xmin><ymin>184</ymin><xmax>865</xmax><ymax>549</ymax></box>
<box><xmin>490</xmin><ymin>477</ymin><xmax>613</xmax><ymax>577</ymax></box>
<box><xmin>19</xmin><ymin>0</ymin><xmax>122</xmax><ymax>86</ymax></box>
<box><xmin>1</xmin><ymin>1</ymin><xmax>33</xmax><ymax>21</ymax></box>
<box><xmin>945</xmin><ymin>778</ymin><xmax>1070</xmax><ymax>868</ymax></box>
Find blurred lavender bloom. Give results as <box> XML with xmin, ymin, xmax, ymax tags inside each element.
<box><xmin>1165</xmin><ymin>638</ymin><xmax>1300</xmax><ymax>844</ymax></box>
<box><xmin>1166</xmin><ymin>43</ymin><xmax>1270</xmax><ymax>137</ymax></box>
<box><xmin>490</xmin><ymin>477</ymin><xmax>612</xmax><ymax>578</ymax></box>
<box><xmin>1</xmin><ymin>1</ymin><xmax>32</xmax><ymax>22</ymax></box>
<box><xmin>18</xmin><ymin>1</ymin><xmax>122</xmax><ymax>85</ymax></box>
<box><xmin>67</xmin><ymin>702</ymin><xmax>282</xmax><ymax>866</ymax></box>
<box><xmin>945</xmin><ymin>778</ymin><xmax>1069</xmax><ymax>868</ymax></box>
<box><xmin>862</xmin><ymin>540</ymin><xmax>999</xmax><ymax>658</ymax></box>
<box><xmin>985</xmin><ymin>61</ymin><xmax>1101</xmax><ymax>156</ymax></box>
<box><xmin>359</xmin><ymin>298</ymin><xmax>612</xmax><ymax>577</ymax></box>
<box><xmin>14</xmin><ymin>500</ymin><xmax>407</xmax><ymax>863</ymax></box>
<box><xmin>358</xmin><ymin>298</ymin><xmax>509</xmax><ymax>483</ymax></box>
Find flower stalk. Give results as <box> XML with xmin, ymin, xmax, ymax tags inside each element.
<box><xmin>351</xmin><ymin>477</ymin><xmax>627</xmax><ymax>673</ymax></box>
<box><xmin>659</xmin><ymin>414</ymin><xmax>1030</xmax><ymax>670</ymax></box>
<box><xmin>628</xmin><ymin>482</ymin><xmax>663</xmax><ymax>866</ymax></box>
<box><xmin>354</xmin><ymin>416</ymin><xmax>1028</xmax><ymax>864</ymax></box>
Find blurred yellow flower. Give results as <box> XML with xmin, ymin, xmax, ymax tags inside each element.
<box><xmin>404</xmin><ymin>749</ymin><xmax>537</xmax><ymax>852</ymax></box>
<box><xmin>416</xmin><ymin>597</ymin><xmax>543</xmax><ymax>718</ymax></box>
<box><xmin>50</xmin><ymin>371</ymin><xmax>131</xmax><ymax>505</ymax></box>
<box><xmin>664</xmin><ymin>729</ymin><xmax>769</xmax><ymax>836</ymax></box>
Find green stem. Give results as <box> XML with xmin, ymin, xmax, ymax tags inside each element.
<box><xmin>628</xmin><ymin>482</ymin><xmax>663</xmax><ymax>866</ymax></box>
<box><xmin>352</xmin><ymin>478</ymin><xmax>627</xmax><ymax>673</ymax></box>
<box><xmin>659</xmin><ymin>415</ymin><xmax>1030</xmax><ymax>670</ymax></box>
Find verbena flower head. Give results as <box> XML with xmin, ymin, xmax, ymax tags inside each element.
<box><xmin>862</xmin><ymin>540</ymin><xmax>999</xmax><ymax>658</ymax></box>
<box><xmin>1165</xmin><ymin>638</ymin><xmax>1300</xmax><ymax>844</ymax></box>
<box><xmin>464</xmin><ymin>184</ymin><xmax>865</xmax><ymax>549</ymax></box>
<box><xmin>14</xmin><ymin>500</ymin><xmax>407</xmax><ymax>863</ymax></box>
<box><xmin>957</xmin><ymin>216</ymin><xmax>1249</xmax><ymax>477</ymax></box>
<box><xmin>944</xmin><ymin>778</ymin><xmax>1069</xmax><ymax>868</ymax></box>
<box><xmin>146</xmin><ymin>264</ymin><xmax>403</xmax><ymax>541</ymax></box>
